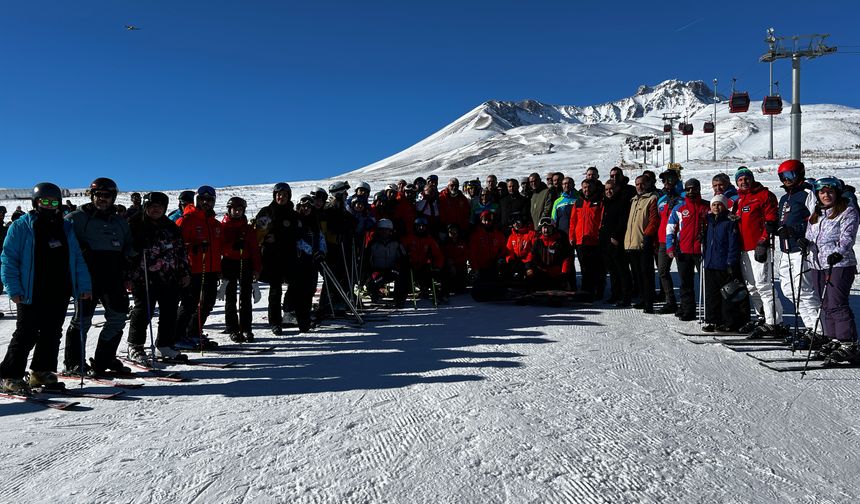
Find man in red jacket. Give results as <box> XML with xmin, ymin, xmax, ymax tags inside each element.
<box><xmin>527</xmin><ymin>218</ymin><xmax>573</xmax><ymax>290</ymax></box>
<box><xmin>401</xmin><ymin>216</ymin><xmax>444</xmax><ymax>300</ymax></box>
<box><xmin>176</xmin><ymin>185</ymin><xmax>223</xmax><ymax>348</ymax></box>
<box><xmin>734</xmin><ymin>167</ymin><xmax>784</xmax><ymax>336</ymax></box>
<box><xmin>438</xmin><ymin>178</ymin><xmax>471</xmax><ymax>239</ymax></box>
<box><xmin>469</xmin><ymin>211</ymin><xmax>506</xmax><ymax>283</ymax></box>
<box><xmin>504</xmin><ymin>213</ymin><xmax>535</xmax><ymax>281</ymax></box>
<box><xmin>569</xmin><ymin>179</ymin><xmax>604</xmax><ymax>299</ymax></box>
<box><xmin>666</xmin><ymin>179</ymin><xmax>709</xmax><ymax>321</ymax></box>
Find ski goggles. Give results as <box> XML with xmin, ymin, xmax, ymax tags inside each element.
<box><xmin>777</xmin><ymin>170</ymin><xmax>798</xmax><ymax>182</ymax></box>
<box><xmin>37</xmin><ymin>198</ymin><xmax>60</xmax><ymax>208</ymax></box>
<box><xmin>814</xmin><ymin>177</ymin><xmax>843</xmax><ymax>192</ymax></box>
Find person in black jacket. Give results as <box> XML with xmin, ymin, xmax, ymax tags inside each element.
<box><xmin>600</xmin><ymin>179</ymin><xmax>633</xmax><ymax>306</ymax></box>
<box><xmin>126</xmin><ymin>192</ymin><xmax>192</xmax><ymax>364</ymax></box>
<box><xmin>290</xmin><ymin>194</ymin><xmax>326</xmax><ymax>332</ymax></box>
<box><xmin>253</xmin><ymin>183</ymin><xmax>297</xmax><ymax>335</ymax></box>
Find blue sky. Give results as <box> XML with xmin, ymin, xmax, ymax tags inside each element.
<box><xmin>1</xmin><ymin>0</ymin><xmax>858</xmax><ymax>190</ymax></box>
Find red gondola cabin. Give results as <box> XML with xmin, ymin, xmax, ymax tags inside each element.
<box><xmin>762</xmin><ymin>95</ymin><xmax>783</xmax><ymax>115</ymax></box>
<box><xmin>729</xmin><ymin>92</ymin><xmax>750</xmax><ymax>113</ymax></box>
<box><xmin>703</xmin><ymin>121</ymin><xmax>715</xmax><ymax>134</ymax></box>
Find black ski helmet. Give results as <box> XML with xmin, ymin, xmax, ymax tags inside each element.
<box><xmin>178</xmin><ymin>190</ymin><xmax>195</xmax><ymax>204</ymax></box>
<box><xmin>227</xmin><ymin>196</ymin><xmax>247</xmax><ymax>209</ymax></box>
<box><xmin>273</xmin><ymin>182</ymin><xmax>291</xmax><ymax>195</ymax></box>
<box><xmin>143</xmin><ymin>191</ymin><xmax>169</xmax><ymax>209</ymax></box>
<box><xmin>32</xmin><ymin>182</ymin><xmax>63</xmax><ymax>207</ymax></box>
<box><xmin>196</xmin><ymin>185</ymin><xmax>216</xmax><ymax>199</ymax></box>
<box><xmin>89</xmin><ymin>177</ymin><xmax>118</xmax><ymax>198</ymax></box>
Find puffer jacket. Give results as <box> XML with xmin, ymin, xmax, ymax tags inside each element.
<box><xmin>657</xmin><ymin>192</ymin><xmax>683</xmax><ymax>244</ymax></box>
<box><xmin>703</xmin><ymin>212</ymin><xmax>741</xmax><ymax>270</ymax></box>
<box><xmin>367</xmin><ymin>237</ymin><xmax>406</xmax><ymax>271</ymax></box>
<box><xmin>177</xmin><ymin>204</ymin><xmax>223</xmax><ymax>274</ymax></box>
<box><xmin>468</xmin><ymin>225</ymin><xmax>505</xmax><ymax>270</ymax></box>
<box><xmin>129</xmin><ymin>214</ymin><xmax>191</xmax><ymax>286</ymax></box>
<box><xmin>1</xmin><ymin>212</ymin><xmax>91</xmax><ymax>304</ymax></box>
<box><xmin>569</xmin><ymin>199</ymin><xmax>603</xmax><ymax>246</ymax></box>
<box><xmin>221</xmin><ymin>214</ymin><xmax>263</xmax><ymax>275</ymax></box>
<box><xmin>805</xmin><ymin>203</ymin><xmax>858</xmax><ymax>270</ymax></box>
<box><xmin>438</xmin><ymin>189</ymin><xmax>471</xmax><ymax>232</ymax></box>
<box><xmin>528</xmin><ymin>231</ymin><xmax>572</xmax><ymax>277</ymax></box>
<box><xmin>402</xmin><ymin>233</ymin><xmax>443</xmax><ymax>269</ymax></box>
<box><xmin>735</xmin><ymin>182</ymin><xmax>778</xmax><ymax>251</ymax></box>
<box><xmin>666</xmin><ymin>196</ymin><xmax>710</xmax><ymax>255</ymax></box>
<box><xmin>505</xmin><ymin>225</ymin><xmax>536</xmax><ymax>264</ymax></box>
<box><xmin>777</xmin><ymin>181</ymin><xmax>816</xmax><ymax>253</ymax></box>
<box><xmin>65</xmin><ymin>203</ymin><xmax>134</xmax><ymax>285</ymax></box>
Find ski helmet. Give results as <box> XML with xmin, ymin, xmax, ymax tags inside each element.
<box><xmin>89</xmin><ymin>177</ymin><xmax>118</xmax><ymax>198</ymax></box>
<box><xmin>356</xmin><ymin>181</ymin><xmax>371</xmax><ymax>194</ymax></box>
<box><xmin>312</xmin><ymin>187</ymin><xmax>328</xmax><ymax>200</ymax></box>
<box><xmin>778</xmin><ymin>159</ymin><xmax>805</xmax><ymax>183</ymax></box>
<box><xmin>377</xmin><ymin>218</ymin><xmax>394</xmax><ymax>230</ymax></box>
<box><xmin>329</xmin><ymin>181</ymin><xmax>350</xmax><ymax>194</ymax></box>
<box><xmin>373</xmin><ymin>191</ymin><xmax>388</xmax><ymax>204</ymax></box>
<box><xmin>227</xmin><ymin>196</ymin><xmax>247</xmax><ymax>209</ymax></box>
<box><xmin>538</xmin><ymin>217</ymin><xmax>555</xmax><ymax>229</ymax></box>
<box><xmin>297</xmin><ymin>194</ymin><xmax>314</xmax><ymax>207</ymax></box>
<box><xmin>273</xmin><ymin>182</ymin><xmax>291</xmax><ymax>195</ymax></box>
<box><xmin>813</xmin><ymin>177</ymin><xmax>844</xmax><ymax>195</ymax></box>
<box><xmin>32</xmin><ymin>182</ymin><xmax>63</xmax><ymax>207</ymax></box>
<box><xmin>143</xmin><ymin>192</ymin><xmax>169</xmax><ymax>209</ymax></box>
<box><xmin>178</xmin><ymin>190</ymin><xmax>195</xmax><ymax>204</ymax></box>
<box><xmin>197</xmin><ymin>185</ymin><xmax>216</xmax><ymax>199</ymax></box>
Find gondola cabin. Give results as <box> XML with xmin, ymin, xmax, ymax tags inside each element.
<box><xmin>762</xmin><ymin>95</ymin><xmax>783</xmax><ymax>115</ymax></box>
<box><xmin>729</xmin><ymin>92</ymin><xmax>750</xmax><ymax>113</ymax></box>
<box><xmin>678</xmin><ymin>122</ymin><xmax>687</xmax><ymax>132</ymax></box>
<box><xmin>663</xmin><ymin>124</ymin><xmax>672</xmax><ymax>133</ymax></box>
<box><xmin>682</xmin><ymin>123</ymin><xmax>694</xmax><ymax>135</ymax></box>
<box><xmin>665</xmin><ymin>138</ymin><xmax>671</xmax><ymax>145</ymax></box>
<box><xmin>703</xmin><ymin>121</ymin><xmax>715</xmax><ymax>134</ymax></box>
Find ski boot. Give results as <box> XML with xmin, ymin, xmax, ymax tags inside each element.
<box><xmin>739</xmin><ymin>319</ymin><xmax>764</xmax><ymax>335</ymax></box>
<box><xmin>157</xmin><ymin>346</ymin><xmax>189</xmax><ymax>363</ymax></box>
<box><xmin>90</xmin><ymin>357</ymin><xmax>131</xmax><ymax>375</ymax></box>
<box><xmin>825</xmin><ymin>342</ymin><xmax>860</xmax><ymax>365</ymax></box>
<box><xmin>229</xmin><ymin>332</ymin><xmax>245</xmax><ymax>343</ymax></box>
<box><xmin>243</xmin><ymin>331</ymin><xmax>255</xmax><ymax>343</ymax></box>
<box><xmin>126</xmin><ymin>345</ymin><xmax>152</xmax><ymax>366</ymax></box>
<box><xmin>62</xmin><ymin>362</ymin><xmax>92</xmax><ymax>377</ymax></box>
<box><xmin>0</xmin><ymin>377</ymin><xmax>31</xmax><ymax>395</ymax></box>
<box><xmin>28</xmin><ymin>371</ymin><xmax>63</xmax><ymax>390</ymax></box>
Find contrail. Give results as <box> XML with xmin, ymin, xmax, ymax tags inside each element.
<box><xmin>675</xmin><ymin>18</ymin><xmax>703</xmax><ymax>32</ymax></box>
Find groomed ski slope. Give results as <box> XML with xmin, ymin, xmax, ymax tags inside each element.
<box><xmin>1</xmin><ymin>281</ymin><xmax>859</xmax><ymax>503</ymax></box>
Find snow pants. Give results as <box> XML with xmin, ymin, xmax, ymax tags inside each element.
<box><xmin>0</xmin><ymin>293</ymin><xmax>70</xmax><ymax>378</ymax></box>
<box><xmin>740</xmin><ymin>249</ymin><xmax>783</xmax><ymax>325</ymax></box>
<box><xmin>812</xmin><ymin>266</ymin><xmax>858</xmax><ymax>343</ymax></box>
<box><xmin>676</xmin><ymin>253</ymin><xmax>700</xmax><ymax>318</ymax></box>
<box><xmin>176</xmin><ymin>272</ymin><xmax>219</xmax><ymax>340</ymax></box>
<box><xmin>657</xmin><ymin>243</ymin><xmax>676</xmax><ymax>306</ymax></box>
<box><xmin>577</xmin><ymin>244</ymin><xmax>605</xmax><ymax>300</ymax></box>
<box><xmin>127</xmin><ymin>281</ymin><xmax>180</xmax><ymax>348</ymax></box>
<box><xmin>222</xmin><ymin>258</ymin><xmax>254</xmax><ymax>333</ymax></box>
<box><xmin>64</xmin><ymin>280</ymin><xmax>129</xmax><ymax>369</ymax></box>
<box><xmin>627</xmin><ymin>249</ymin><xmax>655</xmax><ymax>311</ymax></box>
<box><xmin>288</xmin><ymin>262</ymin><xmax>318</xmax><ymax>332</ymax></box>
<box><xmin>777</xmin><ymin>251</ymin><xmax>820</xmax><ymax>330</ymax></box>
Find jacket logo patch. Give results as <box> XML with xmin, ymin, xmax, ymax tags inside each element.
<box><xmin>682</xmin><ymin>210</ymin><xmax>690</xmax><ymax>217</ymax></box>
<box><xmin>742</xmin><ymin>206</ymin><xmax>750</xmax><ymax>213</ymax></box>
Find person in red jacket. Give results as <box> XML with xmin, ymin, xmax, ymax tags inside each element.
<box><xmin>504</xmin><ymin>213</ymin><xmax>535</xmax><ymax>281</ymax></box>
<box><xmin>441</xmin><ymin>223</ymin><xmax>470</xmax><ymax>296</ymax></box>
<box><xmin>393</xmin><ymin>184</ymin><xmax>418</xmax><ymax>237</ymax></box>
<box><xmin>469</xmin><ymin>210</ymin><xmax>506</xmax><ymax>283</ymax></box>
<box><xmin>175</xmin><ymin>185</ymin><xmax>223</xmax><ymax>348</ymax></box>
<box><xmin>665</xmin><ymin>179</ymin><xmax>710</xmax><ymax>321</ymax></box>
<box><xmin>569</xmin><ymin>179</ymin><xmax>604</xmax><ymax>299</ymax></box>
<box><xmin>734</xmin><ymin>167</ymin><xmax>784</xmax><ymax>336</ymax></box>
<box><xmin>220</xmin><ymin>197</ymin><xmax>262</xmax><ymax>342</ymax></box>
<box><xmin>527</xmin><ymin>218</ymin><xmax>573</xmax><ymax>290</ymax></box>
<box><xmin>401</xmin><ymin>216</ymin><xmax>444</xmax><ymax>300</ymax></box>
<box><xmin>439</xmin><ymin>178</ymin><xmax>472</xmax><ymax>240</ymax></box>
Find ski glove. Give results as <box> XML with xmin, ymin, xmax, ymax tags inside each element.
<box><xmin>216</xmin><ymin>280</ymin><xmax>228</xmax><ymax>301</ymax></box>
<box><xmin>313</xmin><ymin>251</ymin><xmax>326</xmax><ymax>265</ymax></box>
<box><xmin>765</xmin><ymin>221</ymin><xmax>779</xmax><ymax>236</ymax></box>
<box><xmin>252</xmin><ymin>282</ymin><xmax>262</xmax><ymax>303</ymax></box>
<box><xmin>777</xmin><ymin>226</ymin><xmax>794</xmax><ymax>240</ymax></box>
<box><xmin>754</xmin><ymin>243</ymin><xmax>769</xmax><ymax>263</ymax></box>
<box><xmin>796</xmin><ymin>237</ymin><xmax>810</xmax><ymax>252</ymax></box>
<box><xmin>827</xmin><ymin>252</ymin><xmax>844</xmax><ymax>266</ymax></box>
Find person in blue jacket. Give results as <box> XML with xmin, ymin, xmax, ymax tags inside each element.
<box><xmin>0</xmin><ymin>183</ymin><xmax>92</xmax><ymax>394</ymax></box>
<box><xmin>701</xmin><ymin>194</ymin><xmax>746</xmax><ymax>332</ymax></box>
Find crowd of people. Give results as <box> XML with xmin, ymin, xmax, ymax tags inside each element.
<box><xmin>0</xmin><ymin>161</ymin><xmax>858</xmax><ymax>395</ymax></box>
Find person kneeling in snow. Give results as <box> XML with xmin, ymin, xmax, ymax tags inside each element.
<box><xmin>526</xmin><ymin>218</ymin><xmax>573</xmax><ymax>291</ymax></box>
<box><xmin>364</xmin><ymin>219</ymin><xmax>408</xmax><ymax>307</ymax></box>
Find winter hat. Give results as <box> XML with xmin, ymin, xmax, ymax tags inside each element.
<box><xmin>734</xmin><ymin>167</ymin><xmax>754</xmax><ymax>182</ymax></box>
<box><xmin>684</xmin><ymin>178</ymin><xmax>701</xmax><ymax>191</ymax></box>
<box><xmin>711</xmin><ymin>194</ymin><xmax>729</xmax><ymax>208</ymax></box>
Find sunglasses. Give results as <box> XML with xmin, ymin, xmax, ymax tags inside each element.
<box><xmin>38</xmin><ymin>198</ymin><xmax>60</xmax><ymax>208</ymax></box>
<box><xmin>92</xmin><ymin>191</ymin><xmax>114</xmax><ymax>199</ymax></box>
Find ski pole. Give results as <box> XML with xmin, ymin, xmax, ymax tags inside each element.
<box><xmin>769</xmin><ymin>233</ymin><xmax>778</xmax><ymax>328</ymax></box>
<box><xmin>78</xmin><ymin>297</ymin><xmax>86</xmax><ymax>388</ymax></box>
<box><xmin>142</xmin><ymin>250</ymin><xmax>157</xmax><ymax>364</ymax></box>
<box><xmin>320</xmin><ymin>261</ymin><xmax>363</xmax><ymax>325</ymax></box>
<box><xmin>238</xmin><ymin>246</ymin><xmax>244</xmax><ymax>342</ymax></box>
<box><xmin>801</xmin><ymin>265</ymin><xmax>832</xmax><ymax>379</ymax></box>
<box><xmin>410</xmin><ymin>267</ymin><xmax>418</xmax><ymax>310</ymax></box>
<box><xmin>198</xmin><ymin>249</ymin><xmax>206</xmax><ymax>355</ymax></box>
<box><xmin>320</xmin><ymin>262</ymin><xmax>337</xmax><ymax>322</ymax></box>
<box><xmin>786</xmin><ymin>251</ymin><xmax>799</xmax><ymax>348</ymax></box>
<box><xmin>431</xmin><ymin>272</ymin><xmax>438</xmax><ymax>309</ymax></box>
